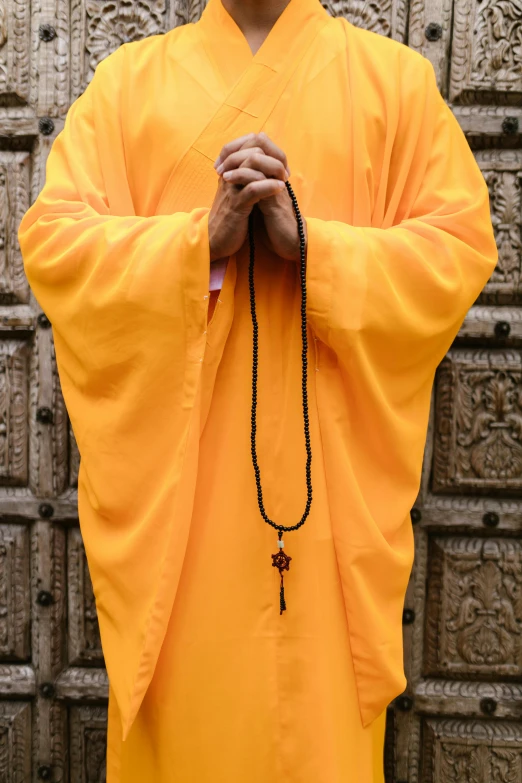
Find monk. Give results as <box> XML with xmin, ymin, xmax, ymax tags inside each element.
<box><xmin>18</xmin><ymin>0</ymin><xmax>498</xmax><ymax>780</ymax></box>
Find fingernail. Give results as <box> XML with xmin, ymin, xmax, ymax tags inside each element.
<box><xmin>285</xmin><ymin>169</ymin><xmax>290</xmax><ymax>179</ymax></box>
<box><xmin>223</xmin><ymin>171</ymin><xmax>232</xmax><ymax>180</ymax></box>
<box><xmin>216</xmin><ymin>164</ymin><xmax>224</xmax><ymax>175</ymax></box>
<box><xmin>213</xmin><ymin>157</ymin><xmax>221</xmax><ymax>169</ymax></box>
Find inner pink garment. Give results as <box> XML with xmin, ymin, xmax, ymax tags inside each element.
<box><xmin>209</xmin><ymin>259</ymin><xmax>228</xmax><ymax>291</ymax></box>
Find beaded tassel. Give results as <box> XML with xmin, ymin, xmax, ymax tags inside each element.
<box><xmin>272</xmin><ymin>531</ymin><xmax>292</xmax><ymax>614</ymax></box>
<box><xmin>280</xmin><ymin>574</ymin><xmax>286</xmax><ymax>615</ymax></box>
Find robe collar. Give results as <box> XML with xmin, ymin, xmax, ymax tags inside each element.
<box><xmin>197</xmin><ymin>0</ymin><xmax>330</xmax><ymax>92</ymax></box>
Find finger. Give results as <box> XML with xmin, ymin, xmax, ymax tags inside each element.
<box><xmin>223</xmin><ymin>168</ymin><xmax>266</xmax><ymax>186</ymax></box>
<box><xmin>217</xmin><ymin>147</ymin><xmax>266</xmax><ymax>175</ymax></box>
<box><xmin>241</xmin><ymin>132</ymin><xmax>290</xmax><ymax>176</ymax></box>
<box><xmin>215</xmin><ymin>132</ymin><xmax>292</xmax><ymax>176</ymax></box>
<box><xmin>214</xmin><ymin>133</ymin><xmax>257</xmax><ymax>169</ymax></box>
<box><xmin>223</xmin><ymin>152</ymin><xmax>287</xmax><ymax>181</ymax></box>
<box><xmin>237</xmin><ymin>179</ymin><xmax>286</xmax><ymax>210</ymax></box>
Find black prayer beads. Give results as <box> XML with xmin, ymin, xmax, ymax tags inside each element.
<box><xmin>248</xmin><ymin>181</ymin><xmax>313</xmax><ymax>614</ymax></box>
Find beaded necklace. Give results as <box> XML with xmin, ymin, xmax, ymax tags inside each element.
<box><xmin>248</xmin><ymin>181</ymin><xmax>313</xmax><ymax>615</ymax></box>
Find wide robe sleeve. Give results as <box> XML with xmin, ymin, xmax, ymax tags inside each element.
<box><xmin>306</xmin><ymin>56</ymin><xmax>497</xmax><ymax>384</ymax></box>
<box><xmin>18</xmin><ymin>45</ymin><xmax>215</xmax><ymax>739</ymax></box>
<box><xmin>303</xmin><ymin>54</ymin><xmax>498</xmax><ymax>726</ymax></box>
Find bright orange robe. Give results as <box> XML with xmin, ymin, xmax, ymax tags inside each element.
<box><xmin>18</xmin><ymin>0</ymin><xmax>498</xmax><ymax>780</ymax></box>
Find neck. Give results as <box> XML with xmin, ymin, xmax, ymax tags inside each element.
<box><xmin>222</xmin><ymin>0</ymin><xmax>292</xmax><ymax>54</ymax></box>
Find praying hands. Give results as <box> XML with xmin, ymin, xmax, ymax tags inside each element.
<box><xmin>209</xmin><ymin>131</ymin><xmax>307</xmax><ymax>262</ymax></box>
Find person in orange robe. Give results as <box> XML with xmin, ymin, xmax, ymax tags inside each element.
<box><xmin>18</xmin><ymin>0</ymin><xmax>498</xmax><ymax>780</ymax></box>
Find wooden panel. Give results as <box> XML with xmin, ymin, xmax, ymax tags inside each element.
<box><xmin>0</xmin><ymin>340</ymin><xmax>29</xmax><ymax>487</ymax></box>
<box><xmin>67</xmin><ymin>528</ymin><xmax>104</xmax><ymax>667</ymax></box>
<box><xmin>72</xmin><ymin>0</ymin><xmax>170</xmax><ymax>102</ymax></box>
<box><xmin>424</xmin><ymin>536</ymin><xmax>522</xmax><ymax>679</ymax></box>
<box><xmin>321</xmin><ymin>0</ymin><xmax>409</xmax><ymax>41</ymax></box>
<box><xmin>449</xmin><ymin>0</ymin><xmax>522</xmax><ymax>105</ymax></box>
<box><xmin>408</xmin><ymin>0</ymin><xmax>453</xmax><ymax>89</ymax></box>
<box><xmin>70</xmin><ymin>426</ymin><xmax>80</xmax><ymax>488</ymax></box>
<box><xmin>69</xmin><ymin>705</ymin><xmax>108</xmax><ymax>783</ymax></box>
<box><xmin>1</xmin><ymin>0</ymin><xmax>519</xmax><ymax>780</ymax></box>
<box><xmin>173</xmin><ymin>0</ymin><xmax>207</xmax><ymax>25</ymax></box>
<box><xmin>31</xmin><ymin>521</ymin><xmax>68</xmax><ymax>781</ymax></box>
<box><xmin>0</xmin><ymin>152</ymin><xmax>31</xmax><ymax>305</ymax></box>
<box><xmin>476</xmin><ymin>150</ymin><xmax>522</xmax><ymax>305</ymax></box>
<box><xmin>421</xmin><ymin>719</ymin><xmax>522</xmax><ymax>781</ymax></box>
<box><xmin>0</xmin><ymin>524</ymin><xmax>30</xmax><ymax>661</ymax></box>
<box><xmin>0</xmin><ymin>0</ymin><xmax>31</xmax><ymax>106</ymax></box>
<box><xmin>0</xmin><ymin>701</ymin><xmax>32</xmax><ymax>782</ymax></box>
<box><xmin>432</xmin><ymin>350</ymin><xmax>522</xmax><ymax>495</ymax></box>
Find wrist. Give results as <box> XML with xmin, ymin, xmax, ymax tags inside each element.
<box><xmin>208</xmin><ymin>224</ymin><xmax>223</xmax><ymax>263</ymax></box>
<box><xmin>291</xmin><ymin>217</ymin><xmax>308</xmax><ymax>262</ymax></box>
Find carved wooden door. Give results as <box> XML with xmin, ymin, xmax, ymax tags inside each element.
<box><xmin>2</xmin><ymin>0</ymin><xmax>517</xmax><ymax>780</ymax></box>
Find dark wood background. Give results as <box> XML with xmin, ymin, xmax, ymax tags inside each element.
<box><xmin>0</xmin><ymin>0</ymin><xmax>520</xmax><ymax>780</ymax></box>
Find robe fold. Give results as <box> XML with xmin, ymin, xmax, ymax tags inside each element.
<box><xmin>18</xmin><ymin>0</ymin><xmax>498</xmax><ymax>779</ymax></box>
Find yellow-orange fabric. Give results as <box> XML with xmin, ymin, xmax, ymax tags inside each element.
<box><xmin>18</xmin><ymin>0</ymin><xmax>498</xmax><ymax>779</ymax></box>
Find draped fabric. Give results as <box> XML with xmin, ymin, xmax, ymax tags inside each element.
<box><xmin>18</xmin><ymin>0</ymin><xmax>498</xmax><ymax>779</ymax></box>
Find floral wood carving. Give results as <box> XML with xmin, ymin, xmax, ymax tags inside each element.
<box><xmin>476</xmin><ymin>150</ymin><xmax>521</xmax><ymax>305</ymax></box>
<box><xmin>433</xmin><ymin>350</ymin><xmax>522</xmax><ymax>493</ymax></box>
<box><xmin>470</xmin><ymin>0</ymin><xmax>522</xmax><ymax>89</ymax></box>
<box><xmin>85</xmin><ymin>728</ymin><xmax>107</xmax><ymax>782</ymax></box>
<box><xmin>421</xmin><ymin>718</ymin><xmax>522</xmax><ymax>783</ymax></box>
<box><xmin>450</xmin><ymin>0</ymin><xmax>522</xmax><ymax>103</ymax></box>
<box><xmin>70</xmin><ymin>706</ymin><xmax>108</xmax><ymax>783</ymax></box>
<box><xmin>0</xmin><ymin>1</ymin><xmax>6</xmax><ymax>48</ymax></box>
<box><xmin>0</xmin><ymin>703</ymin><xmax>31</xmax><ymax>780</ymax></box>
<box><xmin>85</xmin><ymin>0</ymin><xmax>167</xmax><ymax>72</ymax></box>
<box><xmin>174</xmin><ymin>0</ymin><xmax>207</xmax><ymax>25</ymax></box>
<box><xmin>68</xmin><ymin>528</ymin><xmax>103</xmax><ymax>666</ymax></box>
<box><xmin>0</xmin><ymin>342</ymin><xmax>29</xmax><ymax>485</ymax></box>
<box><xmin>0</xmin><ymin>0</ymin><xmax>30</xmax><ymax>102</ymax></box>
<box><xmin>456</xmin><ymin>370</ymin><xmax>522</xmax><ymax>482</ymax></box>
<box><xmin>322</xmin><ymin>0</ymin><xmax>391</xmax><ymax>34</ymax></box>
<box><xmin>0</xmin><ymin>152</ymin><xmax>31</xmax><ymax>306</ymax></box>
<box><xmin>0</xmin><ymin>525</ymin><xmax>29</xmax><ymax>660</ymax></box>
<box><xmin>425</xmin><ymin>537</ymin><xmax>522</xmax><ymax>677</ymax></box>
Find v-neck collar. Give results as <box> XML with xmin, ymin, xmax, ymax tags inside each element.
<box><xmin>198</xmin><ymin>0</ymin><xmax>330</xmax><ymax>93</ymax></box>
